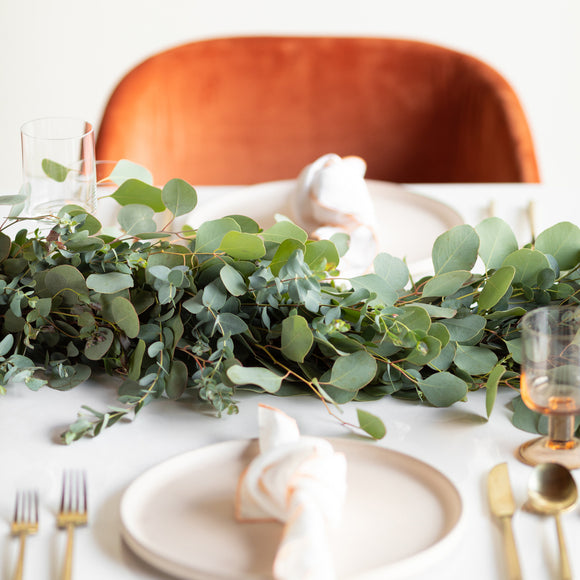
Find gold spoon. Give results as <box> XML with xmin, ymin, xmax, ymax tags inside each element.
<box><xmin>526</xmin><ymin>463</ymin><xmax>578</xmax><ymax>580</ymax></box>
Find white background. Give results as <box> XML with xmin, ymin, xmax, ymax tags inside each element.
<box><xmin>0</xmin><ymin>0</ymin><xmax>578</xmax><ymax>192</ymax></box>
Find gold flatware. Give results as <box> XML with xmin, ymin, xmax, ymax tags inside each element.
<box><xmin>11</xmin><ymin>489</ymin><xmax>39</xmax><ymax>580</ymax></box>
<box><xmin>488</xmin><ymin>462</ymin><xmax>522</xmax><ymax>580</ymax></box>
<box><xmin>57</xmin><ymin>471</ymin><xmax>88</xmax><ymax>580</ymax></box>
<box><xmin>526</xmin><ymin>463</ymin><xmax>578</xmax><ymax>580</ymax></box>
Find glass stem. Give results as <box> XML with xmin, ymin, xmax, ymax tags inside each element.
<box><xmin>548</xmin><ymin>415</ymin><xmax>575</xmax><ymax>449</ymax></box>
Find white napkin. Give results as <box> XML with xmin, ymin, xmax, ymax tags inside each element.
<box><xmin>292</xmin><ymin>154</ymin><xmax>378</xmax><ymax>277</ymax></box>
<box><xmin>236</xmin><ymin>404</ymin><xmax>347</xmax><ymax>580</ymax></box>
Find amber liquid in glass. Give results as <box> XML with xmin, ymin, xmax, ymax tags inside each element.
<box><xmin>521</xmin><ymin>373</ymin><xmax>580</xmax><ymax>415</ymax></box>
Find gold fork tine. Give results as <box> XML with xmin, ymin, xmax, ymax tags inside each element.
<box><xmin>58</xmin><ymin>471</ymin><xmax>88</xmax><ymax>580</ymax></box>
<box><xmin>11</xmin><ymin>489</ymin><xmax>39</xmax><ymax>580</ymax></box>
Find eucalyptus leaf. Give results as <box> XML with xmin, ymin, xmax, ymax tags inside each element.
<box><xmin>535</xmin><ymin>222</ymin><xmax>580</xmax><ymax>270</ymax></box>
<box><xmin>356</xmin><ymin>409</ymin><xmax>386</xmax><ymax>439</ymax></box>
<box><xmin>162</xmin><ymin>178</ymin><xmax>197</xmax><ymax>217</ymax></box>
<box><xmin>118</xmin><ymin>204</ymin><xmax>158</xmax><ymax>235</ymax></box>
<box><xmin>111</xmin><ymin>179</ymin><xmax>165</xmax><ymax>212</ymax></box>
<box><xmin>112</xmin><ymin>296</ymin><xmax>140</xmax><ymax>338</ymax></box>
<box><xmin>86</xmin><ymin>272</ymin><xmax>134</xmax><ymax>294</ymax></box>
<box><xmin>218</xmin><ymin>231</ymin><xmax>266</xmax><ymax>260</ymax></box>
<box><xmin>281</xmin><ymin>315</ymin><xmax>314</xmax><ymax>363</ymax></box>
<box><xmin>329</xmin><ymin>351</ymin><xmax>377</xmax><ymax>391</ymax></box>
<box><xmin>108</xmin><ymin>159</ymin><xmax>153</xmax><ymax>185</ymax></box>
<box><xmin>478</xmin><ymin>266</ymin><xmax>515</xmax><ymax>312</ymax></box>
<box><xmin>419</xmin><ymin>373</ymin><xmax>468</xmax><ymax>406</ymax></box>
<box><xmin>476</xmin><ymin>217</ymin><xmax>519</xmax><ymax>270</ymax></box>
<box><xmin>226</xmin><ymin>365</ymin><xmax>283</xmax><ymax>393</ymax></box>
<box><xmin>42</xmin><ymin>159</ymin><xmax>70</xmax><ymax>182</ymax></box>
<box><xmin>432</xmin><ymin>225</ymin><xmax>479</xmax><ymax>275</ymax></box>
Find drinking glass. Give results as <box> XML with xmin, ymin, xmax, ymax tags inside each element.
<box><xmin>20</xmin><ymin>117</ymin><xmax>97</xmax><ymax>216</ymax></box>
<box><xmin>518</xmin><ymin>305</ymin><xmax>580</xmax><ymax>469</ymax></box>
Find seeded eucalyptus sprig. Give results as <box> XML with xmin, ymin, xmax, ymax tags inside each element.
<box><xmin>0</xmin><ymin>160</ymin><xmax>577</xmax><ymax>443</ymax></box>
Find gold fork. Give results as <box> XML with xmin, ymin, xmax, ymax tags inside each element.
<box><xmin>11</xmin><ymin>489</ymin><xmax>39</xmax><ymax>580</ymax></box>
<box><xmin>57</xmin><ymin>471</ymin><xmax>88</xmax><ymax>580</ymax></box>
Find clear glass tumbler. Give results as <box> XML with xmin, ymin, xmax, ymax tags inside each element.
<box><xmin>20</xmin><ymin>117</ymin><xmax>97</xmax><ymax>216</ymax></box>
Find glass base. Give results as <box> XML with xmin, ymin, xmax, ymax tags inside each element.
<box><xmin>517</xmin><ymin>436</ymin><xmax>580</xmax><ymax>469</ymax></box>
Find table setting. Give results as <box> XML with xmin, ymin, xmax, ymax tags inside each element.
<box><xmin>2</xmin><ymin>117</ymin><xmax>580</xmax><ymax>579</ymax></box>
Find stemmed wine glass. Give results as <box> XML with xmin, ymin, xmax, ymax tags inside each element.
<box><xmin>518</xmin><ymin>305</ymin><xmax>580</xmax><ymax>469</ymax></box>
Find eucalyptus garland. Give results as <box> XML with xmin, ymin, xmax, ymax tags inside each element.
<box><xmin>0</xmin><ymin>162</ymin><xmax>576</xmax><ymax>443</ymax></box>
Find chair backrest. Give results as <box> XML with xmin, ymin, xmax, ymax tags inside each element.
<box><xmin>96</xmin><ymin>36</ymin><xmax>540</xmax><ymax>185</ymax></box>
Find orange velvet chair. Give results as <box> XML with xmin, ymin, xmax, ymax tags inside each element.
<box><xmin>96</xmin><ymin>36</ymin><xmax>540</xmax><ymax>186</ymax></box>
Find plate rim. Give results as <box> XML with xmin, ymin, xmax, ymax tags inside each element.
<box><xmin>120</xmin><ymin>437</ymin><xmax>465</xmax><ymax>580</ymax></box>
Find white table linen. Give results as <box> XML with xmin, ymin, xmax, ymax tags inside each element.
<box><xmin>1</xmin><ymin>183</ymin><xmax>580</xmax><ymax>580</ymax></box>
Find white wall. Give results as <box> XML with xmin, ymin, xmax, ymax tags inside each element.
<box><xmin>1</xmin><ymin>0</ymin><xmax>578</xmax><ymax>192</ymax></box>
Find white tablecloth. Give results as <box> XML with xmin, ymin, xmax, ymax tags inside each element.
<box><xmin>2</xmin><ymin>183</ymin><xmax>580</xmax><ymax>580</ymax></box>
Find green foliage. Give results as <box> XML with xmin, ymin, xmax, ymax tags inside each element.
<box><xmin>2</xmin><ymin>164</ymin><xmax>580</xmax><ymax>443</ymax></box>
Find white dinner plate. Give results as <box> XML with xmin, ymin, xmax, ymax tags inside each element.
<box><xmin>189</xmin><ymin>179</ymin><xmax>463</xmax><ymax>272</ymax></box>
<box><xmin>120</xmin><ymin>438</ymin><xmax>464</xmax><ymax>580</ymax></box>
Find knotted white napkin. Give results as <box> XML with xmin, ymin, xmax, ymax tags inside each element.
<box><xmin>292</xmin><ymin>154</ymin><xmax>378</xmax><ymax>277</ymax></box>
<box><xmin>236</xmin><ymin>404</ymin><xmax>347</xmax><ymax>580</ymax></box>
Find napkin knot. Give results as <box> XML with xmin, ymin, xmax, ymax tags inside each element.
<box><xmin>292</xmin><ymin>154</ymin><xmax>378</xmax><ymax>277</ymax></box>
<box><xmin>236</xmin><ymin>404</ymin><xmax>347</xmax><ymax>580</ymax></box>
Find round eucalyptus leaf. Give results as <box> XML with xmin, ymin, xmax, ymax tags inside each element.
<box><xmin>501</xmin><ymin>248</ymin><xmax>551</xmax><ymax>287</ymax></box>
<box><xmin>476</xmin><ymin>217</ymin><xmax>518</xmax><ymax>270</ymax></box>
<box><xmin>118</xmin><ymin>204</ymin><xmax>158</xmax><ymax>235</ymax></box>
<box><xmin>48</xmin><ymin>364</ymin><xmax>92</xmax><ymax>391</ymax></box>
<box><xmin>373</xmin><ymin>252</ymin><xmax>409</xmax><ymax>290</ymax></box>
<box><xmin>162</xmin><ymin>178</ymin><xmax>197</xmax><ymax>217</ymax></box>
<box><xmin>281</xmin><ymin>315</ymin><xmax>314</xmax><ymax>363</ymax></box>
<box><xmin>86</xmin><ymin>272</ymin><xmax>134</xmax><ymax>294</ymax></box>
<box><xmin>195</xmin><ymin>218</ymin><xmax>240</xmax><ymax>255</ymax></box>
<box><xmin>84</xmin><ymin>328</ymin><xmax>114</xmax><ymax>361</ymax></box>
<box><xmin>454</xmin><ymin>344</ymin><xmax>498</xmax><ymax>375</ymax></box>
<box><xmin>202</xmin><ymin>281</ymin><xmax>227</xmax><ymax>310</ymax></box>
<box><xmin>419</xmin><ymin>372</ymin><xmax>468</xmax><ymax>407</ymax></box>
<box><xmin>218</xmin><ymin>231</ymin><xmax>266</xmax><ymax>260</ymax></box>
<box><xmin>535</xmin><ymin>222</ymin><xmax>580</xmax><ymax>270</ymax></box>
<box><xmin>261</xmin><ymin>221</ymin><xmax>308</xmax><ymax>244</ymax></box>
<box><xmin>405</xmin><ymin>335</ymin><xmax>442</xmax><ymax>365</ymax></box>
<box><xmin>226</xmin><ymin>365</ymin><xmax>283</xmax><ymax>393</ymax></box>
<box><xmin>111</xmin><ymin>179</ymin><xmax>165</xmax><ymax>212</ymax></box>
<box><xmin>432</xmin><ymin>225</ymin><xmax>479</xmax><ymax>275</ymax></box>
<box><xmin>108</xmin><ymin>160</ymin><xmax>153</xmax><ymax>186</ymax></box>
<box><xmin>45</xmin><ymin>265</ymin><xmax>88</xmax><ymax>304</ymax></box>
<box><xmin>329</xmin><ymin>350</ymin><xmax>377</xmax><ymax>391</ymax></box>
<box><xmin>441</xmin><ymin>314</ymin><xmax>486</xmax><ymax>343</ymax></box>
<box><xmin>112</xmin><ymin>296</ymin><xmax>140</xmax><ymax>338</ymax></box>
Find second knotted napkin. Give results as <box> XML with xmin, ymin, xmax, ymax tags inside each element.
<box><xmin>236</xmin><ymin>404</ymin><xmax>347</xmax><ymax>580</ymax></box>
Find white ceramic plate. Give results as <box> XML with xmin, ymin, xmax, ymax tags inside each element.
<box><xmin>189</xmin><ymin>180</ymin><xmax>463</xmax><ymax>272</ymax></box>
<box><xmin>120</xmin><ymin>438</ymin><xmax>463</xmax><ymax>580</ymax></box>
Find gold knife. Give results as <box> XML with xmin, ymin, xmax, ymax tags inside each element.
<box><xmin>488</xmin><ymin>462</ymin><xmax>522</xmax><ymax>580</ymax></box>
